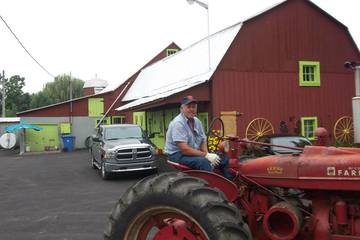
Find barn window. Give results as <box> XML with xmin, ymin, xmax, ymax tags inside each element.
<box><xmin>299</xmin><ymin>61</ymin><xmax>320</xmax><ymax>86</ymax></box>
<box><xmin>112</xmin><ymin>116</ymin><xmax>126</xmax><ymax>124</ymax></box>
<box><xmin>166</xmin><ymin>48</ymin><xmax>179</xmax><ymax>56</ymax></box>
<box><xmin>301</xmin><ymin>117</ymin><xmax>318</xmax><ymax>140</ymax></box>
<box><xmin>96</xmin><ymin>117</ymin><xmax>110</xmax><ymax>126</ymax></box>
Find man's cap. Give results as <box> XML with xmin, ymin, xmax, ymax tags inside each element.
<box><xmin>181</xmin><ymin>95</ymin><xmax>197</xmax><ymax>105</ymax></box>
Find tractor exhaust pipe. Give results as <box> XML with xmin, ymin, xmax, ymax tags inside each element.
<box><xmin>353</xmin><ymin>96</ymin><xmax>360</xmax><ymax>143</ymax></box>
<box><xmin>344</xmin><ymin>61</ymin><xmax>360</xmax><ymax>143</ymax></box>
<box><xmin>263</xmin><ymin>201</ymin><xmax>303</xmax><ymax>240</ymax></box>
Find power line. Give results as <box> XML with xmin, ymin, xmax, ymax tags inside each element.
<box><xmin>0</xmin><ymin>14</ymin><xmax>55</xmax><ymax>78</ymax></box>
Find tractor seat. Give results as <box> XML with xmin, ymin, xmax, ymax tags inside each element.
<box><xmin>167</xmin><ymin>160</ymin><xmax>234</xmax><ymax>180</ymax></box>
<box><xmin>167</xmin><ymin>160</ymin><xmax>192</xmax><ymax>171</ymax></box>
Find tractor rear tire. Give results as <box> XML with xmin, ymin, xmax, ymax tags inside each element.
<box><xmin>104</xmin><ymin>172</ymin><xmax>251</xmax><ymax>240</ymax></box>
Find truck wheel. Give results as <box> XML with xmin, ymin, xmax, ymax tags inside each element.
<box><xmin>101</xmin><ymin>162</ymin><xmax>111</xmax><ymax>180</ymax></box>
<box><xmin>104</xmin><ymin>172</ymin><xmax>251</xmax><ymax>240</ymax></box>
<box><xmin>85</xmin><ymin>136</ymin><xmax>91</xmax><ymax>149</ymax></box>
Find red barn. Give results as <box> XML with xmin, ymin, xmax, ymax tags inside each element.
<box><xmin>117</xmin><ymin>0</ymin><xmax>360</xmax><ymax>149</ymax></box>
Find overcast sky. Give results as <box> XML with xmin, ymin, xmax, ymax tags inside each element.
<box><xmin>0</xmin><ymin>0</ymin><xmax>359</xmax><ymax>93</ymax></box>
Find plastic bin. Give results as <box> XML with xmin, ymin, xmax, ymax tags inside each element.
<box><xmin>61</xmin><ymin>135</ymin><xmax>75</xmax><ymax>152</ymax></box>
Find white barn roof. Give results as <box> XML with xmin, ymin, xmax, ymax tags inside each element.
<box><xmin>117</xmin><ymin>23</ymin><xmax>242</xmax><ymax>111</ymax></box>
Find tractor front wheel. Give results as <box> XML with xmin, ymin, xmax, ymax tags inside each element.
<box><xmin>104</xmin><ymin>172</ymin><xmax>251</xmax><ymax>240</ymax></box>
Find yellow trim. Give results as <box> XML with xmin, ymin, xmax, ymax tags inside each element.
<box><xmin>301</xmin><ymin>117</ymin><xmax>318</xmax><ymax>140</ymax></box>
<box><xmin>60</xmin><ymin>122</ymin><xmax>71</xmax><ymax>134</ymax></box>
<box><xmin>299</xmin><ymin>61</ymin><xmax>320</xmax><ymax>87</ymax></box>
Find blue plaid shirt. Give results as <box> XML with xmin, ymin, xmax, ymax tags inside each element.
<box><xmin>165</xmin><ymin>113</ymin><xmax>206</xmax><ymax>155</ymax></box>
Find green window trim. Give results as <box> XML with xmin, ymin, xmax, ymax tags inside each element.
<box><xmin>301</xmin><ymin>117</ymin><xmax>318</xmax><ymax>140</ymax></box>
<box><xmin>299</xmin><ymin>61</ymin><xmax>320</xmax><ymax>87</ymax></box>
<box><xmin>166</xmin><ymin>48</ymin><xmax>179</xmax><ymax>56</ymax></box>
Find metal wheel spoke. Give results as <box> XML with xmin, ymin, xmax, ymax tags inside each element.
<box><xmin>255</xmin><ymin>120</ymin><xmax>262</xmax><ymax>131</ymax></box>
<box><xmin>263</xmin><ymin>125</ymin><xmax>273</xmax><ymax>133</ymax></box>
<box><xmin>248</xmin><ymin>125</ymin><xmax>257</xmax><ymax>134</ymax></box>
<box><xmin>249</xmin><ymin>123</ymin><xmax>258</xmax><ymax>133</ymax></box>
<box><xmin>345</xmin><ymin>118</ymin><xmax>352</xmax><ymax>127</ymax></box>
<box><xmin>338</xmin><ymin>120</ymin><xmax>346</xmax><ymax>129</ymax></box>
<box><xmin>338</xmin><ymin>132</ymin><xmax>346</xmax><ymax>139</ymax></box>
<box><xmin>262</xmin><ymin>121</ymin><xmax>270</xmax><ymax>133</ymax></box>
<box><xmin>257</xmin><ymin>120</ymin><xmax>264</xmax><ymax>133</ymax></box>
<box><xmin>263</xmin><ymin>129</ymin><xmax>273</xmax><ymax>135</ymax></box>
<box><xmin>247</xmin><ymin>132</ymin><xmax>258</xmax><ymax>136</ymax></box>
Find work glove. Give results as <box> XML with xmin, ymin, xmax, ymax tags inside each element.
<box><xmin>205</xmin><ymin>153</ymin><xmax>221</xmax><ymax>167</ymax></box>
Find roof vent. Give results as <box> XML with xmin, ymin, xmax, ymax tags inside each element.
<box><xmin>83</xmin><ymin>75</ymin><xmax>109</xmax><ymax>95</ymax></box>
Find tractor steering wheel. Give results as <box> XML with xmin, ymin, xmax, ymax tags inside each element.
<box><xmin>206</xmin><ymin>117</ymin><xmax>225</xmax><ymax>153</ymax></box>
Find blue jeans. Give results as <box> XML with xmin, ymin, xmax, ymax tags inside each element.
<box><xmin>168</xmin><ymin>152</ymin><xmax>232</xmax><ymax>180</ymax></box>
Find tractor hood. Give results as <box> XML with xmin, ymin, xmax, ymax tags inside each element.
<box><xmin>239</xmin><ymin>146</ymin><xmax>360</xmax><ymax>191</ymax></box>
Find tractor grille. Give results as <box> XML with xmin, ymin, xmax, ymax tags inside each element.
<box><xmin>116</xmin><ymin>147</ymin><xmax>152</xmax><ymax>163</ymax></box>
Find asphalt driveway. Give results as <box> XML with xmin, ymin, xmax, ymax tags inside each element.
<box><xmin>0</xmin><ymin>149</ymin><xmax>151</xmax><ymax>240</ymax></box>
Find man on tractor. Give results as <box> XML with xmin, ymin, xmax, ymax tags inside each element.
<box><xmin>165</xmin><ymin>95</ymin><xmax>232</xmax><ymax>180</ymax></box>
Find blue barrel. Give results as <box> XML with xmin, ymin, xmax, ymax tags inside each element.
<box><xmin>61</xmin><ymin>135</ymin><xmax>75</xmax><ymax>152</ymax></box>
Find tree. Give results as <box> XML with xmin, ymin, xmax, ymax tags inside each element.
<box><xmin>29</xmin><ymin>91</ymin><xmax>52</xmax><ymax>109</ymax></box>
<box><xmin>30</xmin><ymin>74</ymin><xmax>84</xmax><ymax>109</ymax></box>
<box><xmin>0</xmin><ymin>75</ymin><xmax>30</xmax><ymax>117</ymax></box>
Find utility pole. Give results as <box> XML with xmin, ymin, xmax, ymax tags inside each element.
<box><xmin>1</xmin><ymin>70</ymin><xmax>5</xmax><ymax>118</ymax></box>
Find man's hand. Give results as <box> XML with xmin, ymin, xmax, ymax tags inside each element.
<box><xmin>205</xmin><ymin>153</ymin><xmax>221</xmax><ymax>167</ymax></box>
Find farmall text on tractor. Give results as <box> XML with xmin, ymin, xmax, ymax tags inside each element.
<box><xmin>103</xmin><ymin>119</ymin><xmax>360</xmax><ymax>240</ymax></box>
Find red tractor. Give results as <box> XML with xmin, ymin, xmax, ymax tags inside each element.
<box><xmin>104</xmin><ymin>123</ymin><xmax>360</xmax><ymax>240</ymax></box>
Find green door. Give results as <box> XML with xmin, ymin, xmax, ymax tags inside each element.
<box><xmin>88</xmin><ymin>98</ymin><xmax>104</xmax><ymax>117</ymax></box>
<box><xmin>25</xmin><ymin>124</ymin><xmax>60</xmax><ymax>152</ymax></box>
<box><xmin>198</xmin><ymin>112</ymin><xmax>209</xmax><ymax>134</ymax></box>
<box><xmin>147</xmin><ymin>111</ymin><xmax>165</xmax><ymax>149</ymax></box>
<box><xmin>133</xmin><ymin>112</ymin><xmax>146</xmax><ymax>130</ymax></box>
